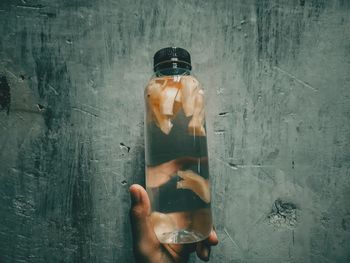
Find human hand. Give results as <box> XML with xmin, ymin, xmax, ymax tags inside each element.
<box><xmin>129</xmin><ymin>184</ymin><xmax>218</xmax><ymax>263</ymax></box>
<box><xmin>146</xmin><ymin>157</ymin><xmax>210</xmax><ymax>204</ymax></box>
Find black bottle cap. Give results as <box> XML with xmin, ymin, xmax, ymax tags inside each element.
<box><xmin>153</xmin><ymin>47</ymin><xmax>192</xmax><ymax>72</ymax></box>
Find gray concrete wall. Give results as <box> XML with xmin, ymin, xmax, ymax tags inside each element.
<box><xmin>0</xmin><ymin>0</ymin><xmax>349</xmax><ymax>262</ymax></box>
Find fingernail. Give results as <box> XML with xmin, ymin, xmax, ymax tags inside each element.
<box><xmin>203</xmin><ymin>247</ymin><xmax>209</xmax><ymax>259</ymax></box>
<box><xmin>130</xmin><ymin>187</ymin><xmax>141</xmax><ymax>205</ymax></box>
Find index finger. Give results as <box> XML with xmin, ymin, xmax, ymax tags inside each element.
<box><xmin>203</xmin><ymin>229</ymin><xmax>219</xmax><ymax>246</ymax></box>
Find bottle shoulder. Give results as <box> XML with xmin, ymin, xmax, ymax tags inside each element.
<box><xmin>145</xmin><ymin>74</ymin><xmax>201</xmax><ymax>90</ymax></box>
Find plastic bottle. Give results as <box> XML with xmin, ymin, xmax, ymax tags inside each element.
<box><xmin>144</xmin><ymin>47</ymin><xmax>212</xmax><ymax>244</ymax></box>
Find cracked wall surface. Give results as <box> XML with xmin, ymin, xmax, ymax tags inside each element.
<box><xmin>0</xmin><ymin>0</ymin><xmax>349</xmax><ymax>262</ymax></box>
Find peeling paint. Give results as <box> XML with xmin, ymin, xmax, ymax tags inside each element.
<box><xmin>268</xmin><ymin>199</ymin><xmax>298</xmax><ymax>229</ymax></box>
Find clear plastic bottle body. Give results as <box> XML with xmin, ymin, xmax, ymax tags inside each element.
<box><xmin>144</xmin><ymin>68</ymin><xmax>212</xmax><ymax>244</ymax></box>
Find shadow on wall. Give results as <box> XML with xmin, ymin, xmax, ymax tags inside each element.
<box><xmin>0</xmin><ymin>75</ymin><xmax>11</xmax><ymax>115</ymax></box>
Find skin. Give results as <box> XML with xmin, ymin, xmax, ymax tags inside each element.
<box><xmin>146</xmin><ymin>157</ymin><xmax>208</xmax><ymax>188</ymax></box>
<box><xmin>130</xmin><ymin>184</ymin><xmax>218</xmax><ymax>263</ymax></box>
<box><xmin>177</xmin><ymin>170</ymin><xmax>210</xmax><ymax>203</ymax></box>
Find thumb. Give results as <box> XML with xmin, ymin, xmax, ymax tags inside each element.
<box><xmin>129</xmin><ymin>184</ymin><xmax>157</xmax><ymax>245</ymax></box>
<box><xmin>130</xmin><ymin>184</ymin><xmax>151</xmax><ymax>219</ymax></box>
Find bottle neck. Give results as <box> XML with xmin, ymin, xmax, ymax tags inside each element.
<box><xmin>154</xmin><ymin>67</ymin><xmax>191</xmax><ymax>77</ymax></box>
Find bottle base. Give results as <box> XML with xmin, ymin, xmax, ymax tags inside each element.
<box><xmin>157</xmin><ymin>229</ymin><xmax>209</xmax><ymax>244</ymax></box>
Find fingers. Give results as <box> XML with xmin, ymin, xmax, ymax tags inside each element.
<box><xmin>176</xmin><ymin>170</ymin><xmax>211</xmax><ymax>203</ymax></box>
<box><xmin>146</xmin><ymin>157</ymin><xmax>202</xmax><ymax>188</ymax></box>
<box><xmin>166</xmin><ymin>229</ymin><xmax>219</xmax><ymax>262</ymax></box>
<box><xmin>196</xmin><ymin>229</ymin><xmax>219</xmax><ymax>262</ymax></box>
<box><xmin>205</xmin><ymin>229</ymin><xmax>219</xmax><ymax>246</ymax></box>
<box><xmin>129</xmin><ymin>183</ymin><xmax>219</xmax><ymax>263</ymax></box>
<box><xmin>129</xmin><ymin>184</ymin><xmax>158</xmax><ymax>246</ymax></box>
<box><xmin>130</xmin><ymin>184</ymin><xmax>150</xmax><ymax>218</ymax></box>
<box><xmin>196</xmin><ymin>242</ymin><xmax>210</xmax><ymax>262</ymax></box>
<box><xmin>164</xmin><ymin>243</ymin><xmax>195</xmax><ymax>262</ymax></box>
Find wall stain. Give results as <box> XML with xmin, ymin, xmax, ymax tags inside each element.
<box><xmin>341</xmin><ymin>218</ymin><xmax>347</xmax><ymax>231</ymax></box>
<box><xmin>71</xmin><ymin>142</ymin><xmax>94</xmax><ymax>263</ymax></box>
<box><xmin>268</xmin><ymin>199</ymin><xmax>299</xmax><ymax>228</ymax></box>
<box><xmin>13</xmin><ymin>21</ymin><xmax>94</xmax><ymax>262</ymax></box>
<box><xmin>33</xmin><ymin>45</ymin><xmax>71</xmax><ymax>130</ymax></box>
<box><xmin>254</xmin><ymin>0</ymin><xmax>326</xmax><ymax>66</ymax></box>
<box><xmin>0</xmin><ymin>75</ymin><xmax>11</xmax><ymax>114</ymax></box>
